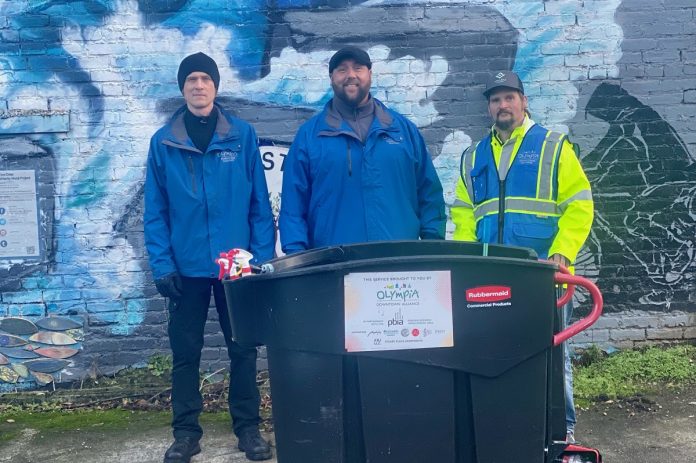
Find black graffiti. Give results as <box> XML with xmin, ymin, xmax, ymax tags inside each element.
<box><xmin>583</xmin><ymin>83</ymin><xmax>696</xmax><ymax>307</ymax></box>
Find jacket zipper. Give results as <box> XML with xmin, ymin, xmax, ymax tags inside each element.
<box><xmin>497</xmin><ymin>180</ymin><xmax>505</xmax><ymax>243</ymax></box>
<box><xmin>187</xmin><ymin>155</ymin><xmax>197</xmax><ymax>193</ymax></box>
<box><xmin>347</xmin><ymin>97</ymin><xmax>363</xmax><ymax>176</ymax></box>
<box><xmin>347</xmin><ymin>141</ymin><xmax>352</xmax><ymax>176</ymax></box>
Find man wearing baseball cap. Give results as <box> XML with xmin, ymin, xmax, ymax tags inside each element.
<box><xmin>144</xmin><ymin>52</ymin><xmax>274</xmax><ymax>462</ymax></box>
<box><xmin>279</xmin><ymin>46</ymin><xmax>446</xmax><ymax>253</ymax></box>
<box><xmin>451</xmin><ymin>70</ymin><xmax>594</xmax><ymax>443</ymax></box>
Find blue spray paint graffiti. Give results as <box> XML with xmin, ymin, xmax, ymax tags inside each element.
<box><xmin>0</xmin><ymin>0</ymin><xmax>694</xmax><ymax>387</ymax></box>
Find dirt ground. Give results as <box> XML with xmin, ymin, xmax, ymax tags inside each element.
<box><xmin>0</xmin><ymin>417</ymin><xmax>275</xmax><ymax>463</ymax></box>
<box><xmin>1</xmin><ymin>383</ymin><xmax>694</xmax><ymax>462</ymax></box>
<box><xmin>575</xmin><ymin>383</ymin><xmax>696</xmax><ymax>462</ymax></box>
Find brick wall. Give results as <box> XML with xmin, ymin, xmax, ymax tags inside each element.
<box><xmin>0</xmin><ymin>0</ymin><xmax>694</xmax><ymax>388</ymax></box>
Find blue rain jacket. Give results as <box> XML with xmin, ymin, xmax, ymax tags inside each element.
<box><xmin>144</xmin><ymin>104</ymin><xmax>275</xmax><ymax>279</ymax></box>
<box><xmin>279</xmin><ymin>98</ymin><xmax>445</xmax><ymax>253</ymax></box>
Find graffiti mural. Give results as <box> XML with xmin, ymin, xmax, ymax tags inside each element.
<box><xmin>0</xmin><ymin>0</ymin><xmax>694</xmax><ymax>387</ymax></box>
<box><xmin>583</xmin><ymin>83</ymin><xmax>696</xmax><ymax>310</ymax></box>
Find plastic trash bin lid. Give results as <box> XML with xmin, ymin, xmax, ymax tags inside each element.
<box><xmin>267</xmin><ymin>240</ymin><xmax>537</xmax><ymax>272</ymax></box>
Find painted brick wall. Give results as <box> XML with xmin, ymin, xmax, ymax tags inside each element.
<box><xmin>0</xmin><ymin>0</ymin><xmax>694</xmax><ymax>388</ymax></box>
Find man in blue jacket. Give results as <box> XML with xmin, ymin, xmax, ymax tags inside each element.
<box><xmin>144</xmin><ymin>52</ymin><xmax>274</xmax><ymax>462</ymax></box>
<box><xmin>279</xmin><ymin>46</ymin><xmax>446</xmax><ymax>253</ymax></box>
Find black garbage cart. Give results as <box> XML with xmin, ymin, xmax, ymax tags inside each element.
<box><xmin>223</xmin><ymin>241</ymin><xmax>603</xmax><ymax>463</ymax></box>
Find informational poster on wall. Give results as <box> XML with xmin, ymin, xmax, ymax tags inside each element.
<box><xmin>0</xmin><ymin>170</ymin><xmax>40</xmax><ymax>258</ymax></box>
<box><xmin>344</xmin><ymin>271</ymin><xmax>453</xmax><ymax>352</ymax></box>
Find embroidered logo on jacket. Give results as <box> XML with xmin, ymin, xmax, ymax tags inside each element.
<box><xmin>219</xmin><ymin>150</ymin><xmax>239</xmax><ymax>162</ymax></box>
<box><xmin>382</xmin><ymin>134</ymin><xmax>402</xmax><ymax>145</ymax></box>
<box><xmin>516</xmin><ymin>151</ymin><xmax>539</xmax><ymax>165</ymax></box>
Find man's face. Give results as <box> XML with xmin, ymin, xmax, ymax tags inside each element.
<box><xmin>330</xmin><ymin>58</ymin><xmax>372</xmax><ymax>107</ymax></box>
<box><xmin>183</xmin><ymin>71</ymin><xmax>216</xmax><ymax>115</ymax></box>
<box><xmin>487</xmin><ymin>88</ymin><xmax>528</xmax><ymax>132</ymax></box>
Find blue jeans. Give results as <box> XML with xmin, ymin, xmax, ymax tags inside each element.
<box><xmin>563</xmin><ymin>302</ymin><xmax>576</xmax><ymax>433</ymax></box>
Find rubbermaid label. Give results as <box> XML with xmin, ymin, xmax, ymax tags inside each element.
<box><xmin>465</xmin><ymin>286</ymin><xmax>512</xmax><ymax>303</ymax></box>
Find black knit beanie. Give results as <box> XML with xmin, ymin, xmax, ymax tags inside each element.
<box><xmin>177</xmin><ymin>52</ymin><xmax>220</xmax><ymax>92</ymax></box>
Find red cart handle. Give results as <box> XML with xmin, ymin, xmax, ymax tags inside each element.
<box><xmin>552</xmin><ymin>272</ymin><xmax>603</xmax><ymax>346</ymax></box>
<box><xmin>554</xmin><ymin>263</ymin><xmax>575</xmax><ymax>308</ymax></box>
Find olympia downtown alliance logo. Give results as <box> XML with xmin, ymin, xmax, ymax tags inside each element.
<box><xmin>376</xmin><ymin>282</ymin><xmax>420</xmax><ymax>301</ymax></box>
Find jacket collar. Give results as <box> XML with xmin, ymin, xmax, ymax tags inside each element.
<box><xmin>322</xmin><ymin>96</ymin><xmax>394</xmax><ymax>133</ymax></box>
<box><xmin>165</xmin><ymin>104</ymin><xmax>237</xmax><ymax>151</ymax></box>
<box><xmin>491</xmin><ymin>115</ymin><xmax>535</xmax><ymax>146</ymax></box>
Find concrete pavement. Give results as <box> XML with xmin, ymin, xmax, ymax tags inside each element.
<box><xmin>2</xmin><ymin>382</ymin><xmax>695</xmax><ymax>463</ymax></box>
<box><xmin>0</xmin><ymin>420</ymin><xmax>277</xmax><ymax>463</ymax></box>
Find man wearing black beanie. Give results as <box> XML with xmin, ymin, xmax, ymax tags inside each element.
<box><xmin>144</xmin><ymin>52</ymin><xmax>274</xmax><ymax>462</ymax></box>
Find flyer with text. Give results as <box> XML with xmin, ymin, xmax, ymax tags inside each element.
<box><xmin>0</xmin><ymin>170</ymin><xmax>40</xmax><ymax>258</ymax></box>
<box><xmin>344</xmin><ymin>271</ymin><xmax>453</xmax><ymax>352</ymax></box>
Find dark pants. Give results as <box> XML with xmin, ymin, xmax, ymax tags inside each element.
<box><xmin>168</xmin><ymin>277</ymin><xmax>260</xmax><ymax>440</ymax></box>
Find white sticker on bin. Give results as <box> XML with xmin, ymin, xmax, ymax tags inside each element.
<box><xmin>344</xmin><ymin>271</ymin><xmax>454</xmax><ymax>352</ymax></box>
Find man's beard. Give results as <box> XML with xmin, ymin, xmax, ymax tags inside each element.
<box><xmin>333</xmin><ymin>82</ymin><xmax>369</xmax><ymax>107</ymax></box>
<box><xmin>495</xmin><ymin>118</ymin><xmax>514</xmax><ymax>131</ymax></box>
<box><xmin>495</xmin><ymin>111</ymin><xmax>517</xmax><ymax>131</ymax></box>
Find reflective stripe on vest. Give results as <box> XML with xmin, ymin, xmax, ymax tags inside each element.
<box><xmin>537</xmin><ymin>131</ymin><xmax>565</xmax><ymax>200</ymax></box>
<box><xmin>497</xmin><ymin>139</ymin><xmax>517</xmax><ymax>182</ymax></box>
<box><xmin>473</xmin><ymin>197</ymin><xmax>560</xmax><ymax>220</ymax></box>
<box><xmin>460</xmin><ymin>145</ymin><xmax>475</xmax><ymax>205</ymax></box>
<box><xmin>559</xmin><ymin>189</ymin><xmax>593</xmax><ymax>212</ymax></box>
<box><xmin>451</xmin><ymin>198</ymin><xmax>473</xmax><ymax>209</ymax></box>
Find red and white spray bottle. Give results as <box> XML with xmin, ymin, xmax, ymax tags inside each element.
<box><xmin>216</xmin><ymin>248</ymin><xmax>254</xmax><ymax>280</ymax></box>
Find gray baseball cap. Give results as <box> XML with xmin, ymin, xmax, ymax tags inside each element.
<box><xmin>483</xmin><ymin>71</ymin><xmax>524</xmax><ymax>98</ymax></box>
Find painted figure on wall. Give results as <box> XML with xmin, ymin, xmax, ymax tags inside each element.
<box><xmin>0</xmin><ymin>0</ymin><xmax>694</xmax><ymax>388</ymax></box>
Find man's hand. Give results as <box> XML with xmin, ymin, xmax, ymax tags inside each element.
<box><xmin>549</xmin><ymin>253</ymin><xmax>570</xmax><ymax>268</ymax></box>
<box><xmin>154</xmin><ymin>272</ymin><xmax>183</xmax><ymax>299</ymax></box>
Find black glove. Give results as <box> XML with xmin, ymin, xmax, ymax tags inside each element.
<box><xmin>154</xmin><ymin>272</ymin><xmax>183</xmax><ymax>299</ymax></box>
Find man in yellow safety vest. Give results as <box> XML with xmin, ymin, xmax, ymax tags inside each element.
<box><xmin>451</xmin><ymin>70</ymin><xmax>594</xmax><ymax>443</ymax></box>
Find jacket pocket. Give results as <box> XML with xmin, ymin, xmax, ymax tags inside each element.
<box><xmin>309</xmin><ymin>203</ymin><xmax>330</xmax><ymax>247</ymax></box>
<box><xmin>511</xmin><ymin>222</ymin><xmax>556</xmax><ymax>257</ymax></box>
<box><xmin>470</xmin><ymin>164</ymin><xmax>488</xmax><ymax>204</ymax></box>
<box><xmin>166</xmin><ymin>298</ymin><xmax>180</xmax><ymax>326</ymax></box>
<box><xmin>513</xmin><ymin>222</ymin><xmax>556</xmax><ymax>239</ymax></box>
